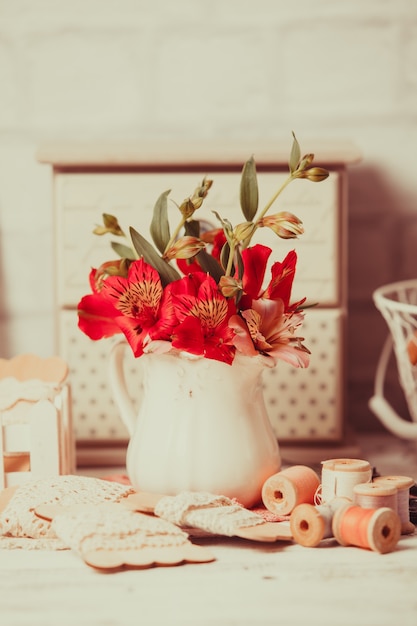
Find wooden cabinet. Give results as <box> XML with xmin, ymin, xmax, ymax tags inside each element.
<box><xmin>38</xmin><ymin>141</ymin><xmax>360</xmax><ymax>454</ymax></box>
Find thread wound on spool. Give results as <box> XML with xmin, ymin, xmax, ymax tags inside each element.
<box><xmin>290</xmin><ymin>498</ymin><xmax>350</xmax><ymax>547</ymax></box>
<box><xmin>353</xmin><ymin>482</ymin><xmax>398</xmax><ymax>513</ymax></box>
<box><xmin>332</xmin><ymin>504</ymin><xmax>401</xmax><ymax>554</ymax></box>
<box><xmin>262</xmin><ymin>465</ymin><xmax>320</xmax><ymax>516</ymax></box>
<box><xmin>320</xmin><ymin>458</ymin><xmax>372</xmax><ymax>503</ymax></box>
<box><xmin>373</xmin><ymin>475</ymin><xmax>415</xmax><ymax>535</ymax></box>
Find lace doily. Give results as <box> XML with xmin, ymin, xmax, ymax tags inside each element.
<box><xmin>52</xmin><ymin>504</ymin><xmax>189</xmax><ymax>555</ymax></box>
<box><xmin>154</xmin><ymin>491</ymin><xmax>265</xmax><ymax>536</ymax></box>
<box><xmin>0</xmin><ymin>475</ymin><xmax>135</xmax><ymax>549</ymax></box>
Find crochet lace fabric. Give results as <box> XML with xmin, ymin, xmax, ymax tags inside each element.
<box><xmin>52</xmin><ymin>505</ymin><xmax>188</xmax><ymax>555</ymax></box>
<box><xmin>154</xmin><ymin>491</ymin><xmax>265</xmax><ymax>536</ymax></box>
<box><xmin>0</xmin><ymin>475</ymin><xmax>135</xmax><ymax>549</ymax></box>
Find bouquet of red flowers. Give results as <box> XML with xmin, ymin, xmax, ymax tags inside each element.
<box><xmin>77</xmin><ymin>134</ymin><xmax>328</xmax><ymax>367</ymax></box>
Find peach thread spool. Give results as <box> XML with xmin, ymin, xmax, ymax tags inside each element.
<box><xmin>290</xmin><ymin>497</ymin><xmax>349</xmax><ymax>547</ymax></box>
<box><xmin>261</xmin><ymin>465</ymin><xmax>320</xmax><ymax>516</ymax></box>
<box><xmin>373</xmin><ymin>475</ymin><xmax>415</xmax><ymax>535</ymax></box>
<box><xmin>332</xmin><ymin>503</ymin><xmax>401</xmax><ymax>554</ymax></box>
<box><xmin>320</xmin><ymin>458</ymin><xmax>372</xmax><ymax>503</ymax></box>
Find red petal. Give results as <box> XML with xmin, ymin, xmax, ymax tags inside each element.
<box><xmin>263</xmin><ymin>250</ymin><xmax>297</xmax><ymax>307</ymax></box>
<box><xmin>241</xmin><ymin>244</ymin><xmax>272</xmax><ymax>298</ymax></box>
<box><xmin>172</xmin><ymin>316</ymin><xmax>205</xmax><ymax>355</ymax></box>
<box><xmin>77</xmin><ymin>294</ymin><xmax>120</xmax><ymax>340</ymax></box>
<box><xmin>176</xmin><ymin>258</ymin><xmax>202</xmax><ymax>275</ymax></box>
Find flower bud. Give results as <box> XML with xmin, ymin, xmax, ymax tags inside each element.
<box><xmin>94</xmin><ymin>259</ymin><xmax>128</xmax><ymax>290</ymax></box>
<box><xmin>219</xmin><ymin>275</ymin><xmax>243</xmax><ymax>299</ymax></box>
<box><xmin>93</xmin><ymin>213</ymin><xmax>125</xmax><ymax>236</ymax></box>
<box><xmin>179</xmin><ymin>199</ymin><xmax>196</xmax><ymax>219</ymax></box>
<box><xmin>295</xmin><ymin>167</ymin><xmax>329</xmax><ymax>182</ymax></box>
<box><xmin>297</xmin><ymin>153</ymin><xmax>314</xmax><ymax>172</ymax></box>
<box><xmin>191</xmin><ymin>178</ymin><xmax>213</xmax><ymax>209</ymax></box>
<box><xmin>179</xmin><ymin>179</ymin><xmax>213</xmax><ymax>217</ymax></box>
<box><xmin>233</xmin><ymin>221</ymin><xmax>256</xmax><ymax>244</ymax></box>
<box><xmin>164</xmin><ymin>236</ymin><xmax>206</xmax><ymax>261</ymax></box>
<box><xmin>259</xmin><ymin>212</ymin><xmax>304</xmax><ymax>239</ymax></box>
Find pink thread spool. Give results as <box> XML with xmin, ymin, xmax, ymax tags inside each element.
<box><xmin>261</xmin><ymin>465</ymin><xmax>320</xmax><ymax>516</ymax></box>
<box><xmin>373</xmin><ymin>475</ymin><xmax>415</xmax><ymax>535</ymax></box>
<box><xmin>332</xmin><ymin>503</ymin><xmax>401</xmax><ymax>554</ymax></box>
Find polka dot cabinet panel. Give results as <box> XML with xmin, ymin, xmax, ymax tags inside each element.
<box><xmin>263</xmin><ymin>309</ymin><xmax>344</xmax><ymax>442</ymax></box>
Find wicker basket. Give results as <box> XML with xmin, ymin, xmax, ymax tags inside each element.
<box><xmin>369</xmin><ymin>279</ymin><xmax>417</xmax><ymax>438</ymax></box>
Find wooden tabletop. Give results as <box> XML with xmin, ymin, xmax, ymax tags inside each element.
<box><xmin>0</xmin><ymin>433</ymin><xmax>415</xmax><ymax>626</ymax></box>
<box><xmin>0</xmin><ymin>530</ymin><xmax>416</xmax><ymax>626</ymax></box>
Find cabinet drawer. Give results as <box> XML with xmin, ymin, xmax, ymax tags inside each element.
<box><xmin>54</xmin><ymin>170</ymin><xmax>342</xmax><ymax>308</ymax></box>
<box><xmin>264</xmin><ymin>307</ymin><xmax>345</xmax><ymax>442</ymax></box>
<box><xmin>58</xmin><ymin>306</ymin><xmax>344</xmax><ymax>443</ymax></box>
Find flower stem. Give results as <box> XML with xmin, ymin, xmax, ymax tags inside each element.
<box><xmin>225</xmin><ymin>241</ymin><xmax>236</xmax><ymax>277</ymax></box>
<box><xmin>257</xmin><ymin>173</ymin><xmax>295</xmax><ymax>223</ymax></box>
<box><xmin>164</xmin><ymin>217</ymin><xmax>187</xmax><ymax>255</ymax></box>
<box><xmin>240</xmin><ymin>173</ymin><xmax>295</xmax><ymax>251</ymax></box>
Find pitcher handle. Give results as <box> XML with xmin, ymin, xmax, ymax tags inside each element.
<box><xmin>108</xmin><ymin>340</ymin><xmax>137</xmax><ymax>436</ymax></box>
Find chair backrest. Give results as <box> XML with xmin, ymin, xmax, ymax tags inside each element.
<box><xmin>0</xmin><ymin>354</ymin><xmax>68</xmax><ymax>384</ymax></box>
<box><xmin>0</xmin><ymin>354</ymin><xmax>72</xmax><ymax>489</ymax></box>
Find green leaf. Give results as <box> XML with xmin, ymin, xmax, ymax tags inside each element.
<box><xmin>129</xmin><ymin>227</ymin><xmax>181</xmax><ymax>286</ymax></box>
<box><xmin>184</xmin><ymin>219</ymin><xmax>200</xmax><ymax>237</ymax></box>
<box><xmin>289</xmin><ymin>132</ymin><xmax>301</xmax><ymax>174</ymax></box>
<box><xmin>240</xmin><ymin>156</ymin><xmax>258</xmax><ymax>221</ymax></box>
<box><xmin>195</xmin><ymin>249</ymin><xmax>224</xmax><ymax>283</ymax></box>
<box><xmin>111</xmin><ymin>241</ymin><xmax>137</xmax><ymax>260</ymax></box>
<box><xmin>184</xmin><ymin>219</ymin><xmax>224</xmax><ymax>282</ymax></box>
<box><xmin>150</xmin><ymin>190</ymin><xmax>171</xmax><ymax>254</ymax></box>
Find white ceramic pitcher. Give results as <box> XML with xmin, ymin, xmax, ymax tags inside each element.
<box><xmin>108</xmin><ymin>340</ymin><xmax>281</xmax><ymax>507</ymax></box>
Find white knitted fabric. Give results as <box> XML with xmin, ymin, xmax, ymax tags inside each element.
<box><xmin>52</xmin><ymin>505</ymin><xmax>189</xmax><ymax>556</ymax></box>
<box><xmin>154</xmin><ymin>491</ymin><xmax>265</xmax><ymax>537</ymax></box>
<box><xmin>0</xmin><ymin>475</ymin><xmax>135</xmax><ymax>549</ymax></box>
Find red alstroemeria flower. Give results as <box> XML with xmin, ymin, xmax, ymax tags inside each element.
<box><xmin>77</xmin><ymin>267</ymin><xmax>122</xmax><ymax>340</ymax></box>
<box><xmin>262</xmin><ymin>249</ymin><xmax>305</xmax><ymax>311</ymax></box>
<box><xmin>170</xmin><ymin>272</ymin><xmax>237</xmax><ymax>364</ymax></box>
<box><xmin>240</xmin><ymin>244</ymin><xmax>272</xmax><ymax>300</ymax></box>
<box><xmin>240</xmin><ymin>245</ymin><xmax>304</xmax><ymax>312</ymax></box>
<box><xmin>229</xmin><ymin>298</ymin><xmax>310</xmax><ymax>368</ymax></box>
<box><xmin>98</xmin><ymin>258</ymin><xmax>177</xmax><ymax>357</ymax></box>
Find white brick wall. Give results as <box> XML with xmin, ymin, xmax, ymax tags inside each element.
<box><xmin>0</xmin><ymin>0</ymin><xmax>416</xmax><ymax>432</ymax></box>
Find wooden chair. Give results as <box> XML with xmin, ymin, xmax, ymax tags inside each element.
<box><xmin>0</xmin><ymin>354</ymin><xmax>75</xmax><ymax>488</ymax></box>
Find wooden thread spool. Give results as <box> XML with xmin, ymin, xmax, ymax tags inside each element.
<box><xmin>332</xmin><ymin>503</ymin><xmax>401</xmax><ymax>554</ymax></box>
<box><xmin>261</xmin><ymin>465</ymin><xmax>320</xmax><ymax>516</ymax></box>
<box><xmin>320</xmin><ymin>458</ymin><xmax>372</xmax><ymax>503</ymax></box>
<box><xmin>353</xmin><ymin>482</ymin><xmax>398</xmax><ymax>516</ymax></box>
<box><xmin>290</xmin><ymin>497</ymin><xmax>349</xmax><ymax>547</ymax></box>
<box><xmin>373</xmin><ymin>475</ymin><xmax>415</xmax><ymax>535</ymax></box>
